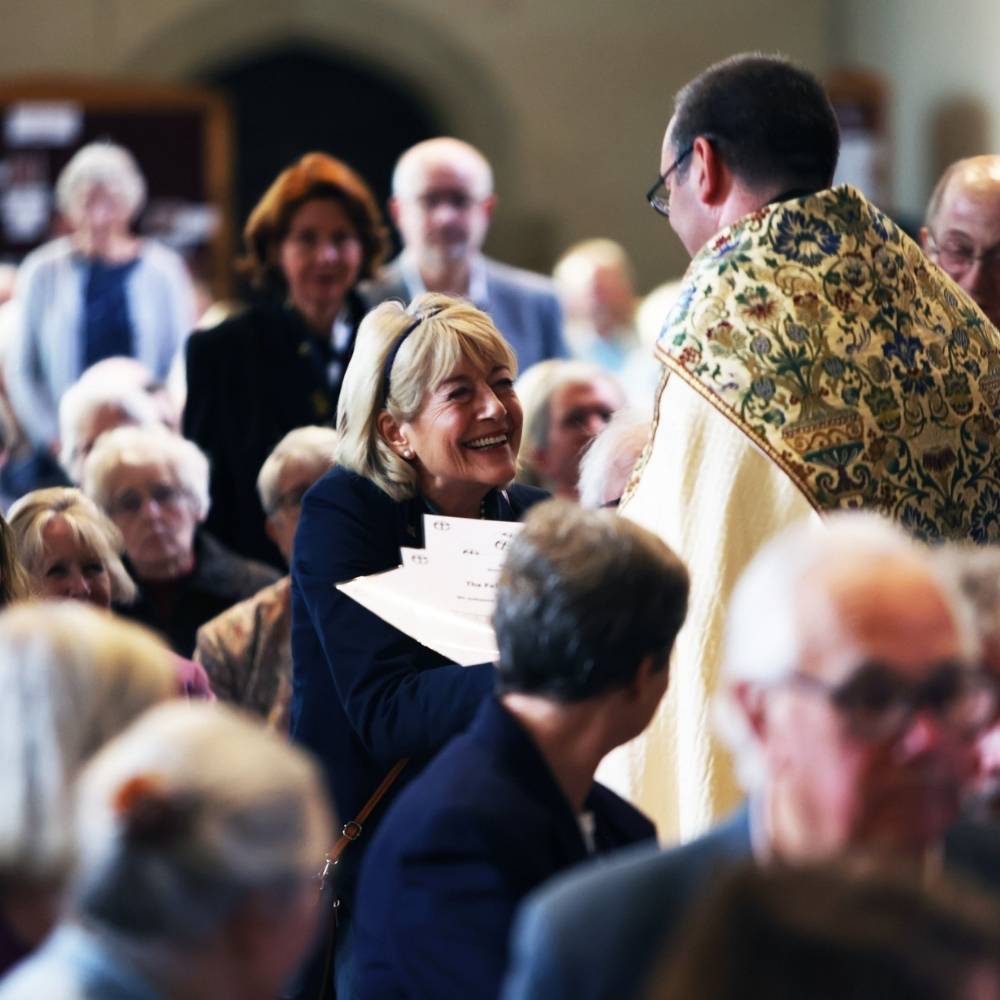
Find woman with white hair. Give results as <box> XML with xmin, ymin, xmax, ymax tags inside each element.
<box><xmin>82</xmin><ymin>425</ymin><xmax>279</xmax><ymax>657</ymax></box>
<box><xmin>58</xmin><ymin>372</ymin><xmax>163</xmax><ymax>485</ymax></box>
<box><xmin>6</xmin><ymin>141</ymin><xmax>195</xmax><ymax>454</ymax></box>
<box><xmin>0</xmin><ymin>701</ymin><xmax>333</xmax><ymax>998</ymax></box>
<box><xmin>292</xmin><ymin>292</ymin><xmax>546</xmax><ymax>995</ymax></box>
<box><xmin>0</xmin><ymin>602</ymin><xmax>175</xmax><ymax>977</ymax></box>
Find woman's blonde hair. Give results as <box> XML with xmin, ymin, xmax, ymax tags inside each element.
<box><xmin>0</xmin><ymin>602</ymin><xmax>175</xmax><ymax>883</ymax></box>
<box><xmin>336</xmin><ymin>292</ymin><xmax>518</xmax><ymax>500</ymax></box>
<box><xmin>8</xmin><ymin>487</ymin><xmax>137</xmax><ymax>604</ymax></box>
<box><xmin>0</xmin><ymin>511</ymin><xmax>30</xmax><ymax>607</ymax></box>
<box><xmin>71</xmin><ymin>702</ymin><xmax>332</xmax><ymax>948</ymax></box>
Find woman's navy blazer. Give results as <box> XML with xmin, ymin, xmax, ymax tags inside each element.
<box><xmin>290</xmin><ymin>466</ymin><xmax>547</xmax><ymax>899</ymax></box>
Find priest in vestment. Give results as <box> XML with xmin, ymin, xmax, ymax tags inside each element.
<box><xmin>599</xmin><ymin>53</ymin><xmax>1000</xmax><ymax>844</ymax></box>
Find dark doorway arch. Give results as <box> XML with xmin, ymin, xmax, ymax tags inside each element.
<box><xmin>200</xmin><ymin>45</ymin><xmax>443</xmax><ymax>245</ymax></box>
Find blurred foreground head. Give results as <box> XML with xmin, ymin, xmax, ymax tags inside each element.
<box><xmin>651</xmin><ymin>862</ymin><xmax>1000</xmax><ymax>1000</ymax></box>
<box><xmin>718</xmin><ymin>513</ymin><xmax>994</xmax><ymax>861</ymax></box>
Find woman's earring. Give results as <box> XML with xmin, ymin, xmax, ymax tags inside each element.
<box><xmin>403</xmin><ymin>448</ymin><xmax>414</xmax><ymax>460</ymax></box>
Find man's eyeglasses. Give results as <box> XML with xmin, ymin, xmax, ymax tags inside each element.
<box><xmin>414</xmin><ymin>191</ymin><xmax>478</xmax><ymax>212</ymax></box>
<box><xmin>782</xmin><ymin>661</ymin><xmax>1000</xmax><ymax>742</ymax></box>
<box><xmin>925</xmin><ymin>231</ymin><xmax>1000</xmax><ymax>279</ymax></box>
<box><xmin>646</xmin><ymin>145</ymin><xmax>693</xmax><ymax>219</ymax></box>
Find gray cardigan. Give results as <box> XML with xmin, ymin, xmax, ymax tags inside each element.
<box><xmin>6</xmin><ymin>236</ymin><xmax>195</xmax><ymax>447</ymax></box>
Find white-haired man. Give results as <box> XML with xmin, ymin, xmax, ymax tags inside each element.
<box><xmin>362</xmin><ymin>137</ymin><xmax>568</xmax><ymax>370</ymax></box>
<box><xmin>502</xmin><ymin>514</ymin><xmax>1000</xmax><ymax>1000</ymax></box>
<box><xmin>515</xmin><ymin>359</ymin><xmax>626</xmax><ymax>500</ymax></box>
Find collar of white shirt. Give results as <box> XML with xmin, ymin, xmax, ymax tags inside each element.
<box><xmin>398</xmin><ymin>251</ymin><xmax>489</xmax><ymax>310</ymax></box>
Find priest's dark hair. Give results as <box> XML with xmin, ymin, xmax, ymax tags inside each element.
<box><xmin>493</xmin><ymin>500</ymin><xmax>689</xmax><ymax>702</ymax></box>
<box><xmin>669</xmin><ymin>52</ymin><xmax>840</xmax><ymax>195</ymax></box>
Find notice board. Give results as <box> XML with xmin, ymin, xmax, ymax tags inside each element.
<box><xmin>0</xmin><ymin>77</ymin><xmax>234</xmax><ymax>296</ymax></box>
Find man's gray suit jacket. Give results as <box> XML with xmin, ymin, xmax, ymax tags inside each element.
<box><xmin>360</xmin><ymin>255</ymin><xmax>568</xmax><ymax>372</ymax></box>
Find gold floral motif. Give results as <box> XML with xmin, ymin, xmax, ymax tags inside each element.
<box><xmin>654</xmin><ymin>185</ymin><xmax>1000</xmax><ymax>542</ymax></box>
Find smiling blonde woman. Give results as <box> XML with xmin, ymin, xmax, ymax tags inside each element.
<box><xmin>290</xmin><ymin>292</ymin><xmax>548</xmax><ymax>997</ymax></box>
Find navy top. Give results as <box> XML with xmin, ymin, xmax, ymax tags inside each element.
<box><xmin>289</xmin><ymin>467</ymin><xmax>548</xmax><ymax>902</ymax></box>
<box><xmin>81</xmin><ymin>257</ymin><xmax>138</xmax><ymax>369</ymax></box>
<box><xmin>354</xmin><ymin>697</ymin><xmax>656</xmax><ymax>999</ymax></box>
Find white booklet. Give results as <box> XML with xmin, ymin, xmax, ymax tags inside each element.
<box><xmin>336</xmin><ymin>515</ymin><xmax>523</xmax><ymax>666</ymax></box>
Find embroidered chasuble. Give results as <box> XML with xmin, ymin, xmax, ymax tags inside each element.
<box><xmin>599</xmin><ymin>184</ymin><xmax>1000</xmax><ymax>845</ymax></box>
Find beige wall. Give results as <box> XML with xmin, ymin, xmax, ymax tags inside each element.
<box><xmin>835</xmin><ymin>0</ymin><xmax>1000</xmax><ymax>222</ymax></box>
<box><xmin>0</xmin><ymin>0</ymin><xmax>834</xmax><ymax>293</ymax></box>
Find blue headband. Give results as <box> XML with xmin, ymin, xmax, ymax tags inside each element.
<box><xmin>380</xmin><ymin>308</ymin><xmax>442</xmax><ymax>407</ymax></box>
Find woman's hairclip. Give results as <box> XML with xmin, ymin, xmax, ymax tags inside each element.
<box><xmin>112</xmin><ymin>774</ymin><xmax>194</xmax><ymax>847</ymax></box>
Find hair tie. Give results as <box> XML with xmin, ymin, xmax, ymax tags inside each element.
<box><xmin>380</xmin><ymin>307</ymin><xmax>444</xmax><ymax>408</ymax></box>
<box><xmin>113</xmin><ymin>774</ymin><xmax>193</xmax><ymax>846</ymax></box>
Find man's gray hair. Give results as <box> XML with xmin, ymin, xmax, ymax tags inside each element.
<box><xmin>391</xmin><ymin>137</ymin><xmax>494</xmax><ymax>200</ymax></box>
<box><xmin>256</xmin><ymin>425</ymin><xmax>339</xmax><ymax>516</ymax></box>
<box><xmin>931</xmin><ymin>544</ymin><xmax>1000</xmax><ymax>662</ymax></box>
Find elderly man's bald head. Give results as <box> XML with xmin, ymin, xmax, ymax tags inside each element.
<box><xmin>922</xmin><ymin>155</ymin><xmax>1000</xmax><ymax>328</ymax></box>
<box><xmin>926</xmin><ymin>156</ymin><xmax>1000</xmax><ymax>231</ymax></box>
<box><xmin>723</xmin><ymin>514</ymin><xmax>972</xmax><ymax>691</ymax></box>
<box><xmin>391</xmin><ymin>138</ymin><xmax>494</xmax><ymax>201</ymax></box>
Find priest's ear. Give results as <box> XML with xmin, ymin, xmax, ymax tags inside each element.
<box><xmin>691</xmin><ymin>135</ymin><xmax>727</xmax><ymax>206</ymax></box>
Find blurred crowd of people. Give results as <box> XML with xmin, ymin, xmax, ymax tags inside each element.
<box><xmin>1</xmin><ymin>48</ymin><xmax>1000</xmax><ymax>1000</ymax></box>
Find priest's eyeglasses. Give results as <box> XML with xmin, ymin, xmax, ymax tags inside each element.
<box><xmin>646</xmin><ymin>145</ymin><xmax>693</xmax><ymax>218</ymax></box>
<box><xmin>782</xmin><ymin>661</ymin><xmax>1000</xmax><ymax>742</ymax></box>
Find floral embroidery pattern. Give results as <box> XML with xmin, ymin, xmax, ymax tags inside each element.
<box><xmin>655</xmin><ymin>185</ymin><xmax>1000</xmax><ymax>543</ymax></box>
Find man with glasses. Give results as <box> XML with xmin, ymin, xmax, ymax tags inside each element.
<box><xmin>514</xmin><ymin>359</ymin><xmax>627</xmax><ymax>500</ymax></box>
<box><xmin>603</xmin><ymin>52</ymin><xmax>1000</xmax><ymax>847</ymax></box>
<box><xmin>362</xmin><ymin>137</ymin><xmax>568</xmax><ymax>370</ymax></box>
<box><xmin>921</xmin><ymin>156</ymin><xmax>1000</xmax><ymax>329</ymax></box>
<box><xmin>503</xmin><ymin>515</ymin><xmax>1000</xmax><ymax>1000</ymax></box>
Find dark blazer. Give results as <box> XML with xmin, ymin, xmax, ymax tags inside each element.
<box><xmin>501</xmin><ymin>808</ymin><xmax>1000</xmax><ymax>1000</ymax></box>
<box><xmin>503</xmin><ymin>806</ymin><xmax>752</xmax><ymax>1000</ymax></box>
<box><xmin>117</xmin><ymin>530</ymin><xmax>280</xmax><ymax>658</ymax></box>
<box><xmin>361</xmin><ymin>256</ymin><xmax>569</xmax><ymax>373</ymax></box>
<box><xmin>182</xmin><ymin>291</ymin><xmax>368</xmax><ymax>567</ymax></box>
<box><xmin>353</xmin><ymin>697</ymin><xmax>656</xmax><ymax>1000</ymax></box>
<box><xmin>289</xmin><ymin>467</ymin><xmax>547</xmax><ymax>902</ymax></box>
